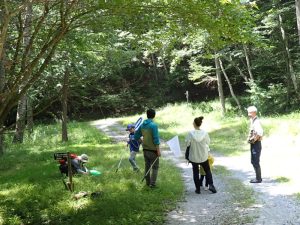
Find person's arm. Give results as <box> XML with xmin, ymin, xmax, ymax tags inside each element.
<box><xmin>152</xmin><ymin>123</ymin><xmax>161</xmax><ymax>157</ymax></box>
<box><xmin>72</xmin><ymin>159</ymin><xmax>89</xmax><ymax>175</ymax></box>
<box><xmin>134</xmin><ymin>127</ymin><xmax>142</xmax><ymax>141</ymax></box>
<box><xmin>78</xmin><ymin>169</ymin><xmax>89</xmax><ymax>175</ymax></box>
<box><xmin>77</xmin><ymin>165</ymin><xmax>89</xmax><ymax>175</ymax></box>
<box><xmin>254</xmin><ymin>120</ymin><xmax>263</xmax><ymax>137</ymax></box>
<box><xmin>152</xmin><ymin>123</ymin><xmax>160</xmax><ymax>146</ymax></box>
<box><xmin>205</xmin><ymin>132</ymin><xmax>211</xmax><ymax>146</ymax></box>
<box><xmin>185</xmin><ymin>132</ymin><xmax>192</xmax><ymax>147</ymax></box>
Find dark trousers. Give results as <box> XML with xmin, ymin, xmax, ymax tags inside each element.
<box><xmin>250</xmin><ymin>141</ymin><xmax>262</xmax><ymax>180</ymax></box>
<box><xmin>200</xmin><ymin>175</ymin><xmax>208</xmax><ymax>187</ymax></box>
<box><xmin>143</xmin><ymin>150</ymin><xmax>159</xmax><ymax>186</ymax></box>
<box><xmin>192</xmin><ymin>160</ymin><xmax>213</xmax><ymax>191</ymax></box>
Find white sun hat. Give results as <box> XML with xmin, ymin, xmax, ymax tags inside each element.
<box><xmin>247</xmin><ymin>106</ymin><xmax>257</xmax><ymax>112</ymax></box>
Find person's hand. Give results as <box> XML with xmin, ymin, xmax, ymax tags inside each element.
<box><xmin>156</xmin><ymin>149</ymin><xmax>161</xmax><ymax>157</ymax></box>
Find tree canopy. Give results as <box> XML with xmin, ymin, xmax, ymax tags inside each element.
<box><xmin>1</xmin><ymin>0</ymin><xmax>299</xmax><ymax>135</ymax></box>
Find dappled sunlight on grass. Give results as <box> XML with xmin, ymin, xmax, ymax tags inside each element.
<box><xmin>3</xmin><ymin>102</ymin><xmax>300</xmax><ymax>224</ymax></box>
<box><xmin>4</xmin><ymin>118</ymin><xmax>186</xmax><ymax>224</ymax></box>
<box><xmin>0</xmin><ymin>183</ymin><xmax>36</xmax><ymax>198</ymax></box>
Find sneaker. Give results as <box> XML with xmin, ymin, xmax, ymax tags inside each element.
<box><xmin>209</xmin><ymin>184</ymin><xmax>217</xmax><ymax>193</ymax></box>
<box><xmin>204</xmin><ymin>186</ymin><xmax>209</xmax><ymax>191</ymax></box>
<box><xmin>250</xmin><ymin>179</ymin><xmax>262</xmax><ymax>183</ymax></box>
<box><xmin>195</xmin><ymin>189</ymin><xmax>201</xmax><ymax>194</ymax></box>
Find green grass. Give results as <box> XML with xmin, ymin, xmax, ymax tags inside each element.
<box><xmin>121</xmin><ymin>102</ymin><xmax>250</xmax><ymax>156</ymax></box>
<box><xmin>123</xmin><ymin>102</ymin><xmax>300</xmax><ymax>156</ymax></box>
<box><xmin>274</xmin><ymin>176</ymin><xmax>290</xmax><ymax>183</ymax></box>
<box><xmin>2</xmin><ymin>101</ymin><xmax>300</xmax><ymax>224</ymax></box>
<box><xmin>0</xmin><ymin>122</ymin><xmax>183</xmax><ymax>225</ymax></box>
<box><xmin>295</xmin><ymin>193</ymin><xmax>300</xmax><ymax>202</ymax></box>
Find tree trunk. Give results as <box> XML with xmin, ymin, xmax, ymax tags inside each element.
<box><xmin>227</xmin><ymin>55</ymin><xmax>249</xmax><ymax>83</ymax></box>
<box><xmin>296</xmin><ymin>0</ymin><xmax>300</xmax><ymax>45</ymax></box>
<box><xmin>278</xmin><ymin>13</ymin><xmax>299</xmax><ymax>95</ymax></box>
<box><xmin>0</xmin><ymin>130</ymin><xmax>4</xmax><ymax>156</ymax></box>
<box><xmin>219</xmin><ymin>58</ymin><xmax>242</xmax><ymax>113</ymax></box>
<box><xmin>162</xmin><ymin>58</ymin><xmax>169</xmax><ymax>77</ymax></box>
<box><xmin>0</xmin><ymin>50</ymin><xmax>4</xmax><ymax>156</ymax></box>
<box><xmin>13</xmin><ymin>95</ymin><xmax>27</xmax><ymax>143</ymax></box>
<box><xmin>27</xmin><ymin>96</ymin><xmax>33</xmax><ymax>133</ymax></box>
<box><xmin>13</xmin><ymin>4</ymin><xmax>33</xmax><ymax>143</ymax></box>
<box><xmin>62</xmin><ymin>68</ymin><xmax>69</xmax><ymax>142</ymax></box>
<box><xmin>215</xmin><ymin>54</ymin><xmax>225</xmax><ymax>116</ymax></box>
<box><xmin>151</xmin><ymin>54</ymin><xmax>158</xmax><ymax>81</ymax></box>
<box><xmin>243</xmin><ymin>45</ymin><xmax>254</xmax><ymax>81</ymax></box>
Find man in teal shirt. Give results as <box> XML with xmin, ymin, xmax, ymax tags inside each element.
<box><xmin>134</xmin><ymin>109</ymin><xmax>161</xmax><ymax>188</ymax></box>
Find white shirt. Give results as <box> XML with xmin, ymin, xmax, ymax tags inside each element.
<box><xmin>250</xmin><ymin>116</ymin><xmax>263</xmax><ymax>136</ymax></box>
<box><xmin>185</xmin><ymin>129</ymin><xmax>210</xmax><ymax>163</ymax></box>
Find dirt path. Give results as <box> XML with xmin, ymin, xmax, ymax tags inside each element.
<box><xmin>92</xmin><ymin>118</ymin><xmax>300</xmax><ymax>225</ymax></box>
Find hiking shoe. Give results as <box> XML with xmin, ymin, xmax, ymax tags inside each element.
<box><xmin>204</xmin><ymin>186</ymin><xmax>209</xmax><ymax>191</ymax></box>
<box><xmin>149</xmin><ymin>184</ymin><xmax>156</xmax><ymax>188</ymax></box>
<box><xmin>209</xmin><ymin>184</ymin><xmax>217</xmax><ymax>193</ymax></box>
<box><xmin>195</xmin><ymin>189</ymin><xmax>201</xmax><ymax>194</ymax></box>
<box><xmin>250</xmin><ymin>179</ymin><xmax>262</xmax><ymax>183</ymax></box>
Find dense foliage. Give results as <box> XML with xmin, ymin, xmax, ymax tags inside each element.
<box><xmin>0</xmin><ymin>0</ymin><xmax>299</xmax><ymax>136</ymax></box>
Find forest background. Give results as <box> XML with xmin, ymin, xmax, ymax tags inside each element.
<box><xmin>1</xmin><ymin>1</ymin><xmax>300</xmax><ymax>224</ymax></box>
<box><xmin>1</xmin><ymin>0</ymin><xmax>300</xmax><ymax>151</ymax></box>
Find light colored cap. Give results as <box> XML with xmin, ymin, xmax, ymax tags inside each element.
<box><xmin>247</xmin><ymin>106</ymin><xmax>257</xmax><ymax>112</ymax></box>
<box><xmin>80</xmin><ymin>154</ymin><xmax>89</xmax><ymax>163</ymax></box>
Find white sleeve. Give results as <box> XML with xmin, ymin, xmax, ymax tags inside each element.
<box><xmin>205</xmin><ymin>132</ymin><xmax>211</xmax><ymax>146</ymax></box>
<box><xmin>254</xmin><ymin>120</ymin><xmax>263</xmax><ymax>136</ymax></box>
<box><xmin>185</xmin><ymin>132</ymin><xmax>192</xmax><ymax>146</ymax></box>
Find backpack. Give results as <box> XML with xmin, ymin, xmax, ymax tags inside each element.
<box><xmin>54</xmin><ymin>153</ymin><xmax>77</xmax><ymax>175</ymax></box>
<box><xmin>57</xmin><ymin>153</ymin><xmax>77</xmax><ymax>165</ymax></box>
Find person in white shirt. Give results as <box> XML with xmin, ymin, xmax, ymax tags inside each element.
<box><xmin>185</xmin><ymin>116</ymin><xmax>217</xmax><ymax>194</ymax></box>
<box><xmin>247</xmin><ymin>106</ymin><xmax>263</xmax><ymax>183</ymax></box>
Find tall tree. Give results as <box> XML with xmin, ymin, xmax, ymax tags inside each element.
<box><xmin>0</xmin><ymin>0</ymin><xmax>100</xmax><ymax>136</ymax></box>
<box><xmin>13</xmin><ymin>3</ymin><xmax>33</xmax><ymax>143</ymax></box>
<box><xmin>215</xmin><ymin>54</ymin><xmax>225</xmax><ymax>116</ymax></box>
<box><xmin>296</xmin><ymin>0</ymin><xmax>300</xmax><ymax>45</ymax></box>
<box><xmin>219</xmin><ymin>57</ymin><xmax>242</xmax><ymax>113</ymax></box>
<box><xmin>61</xmin><ymin>67</ymin><xmax>69</xmax><ymax>142</ymax></box>
<box><xmin>243</xmin><ymin>45</ymin><xmax>255</xmax><ymax>81</ymax></box>
<box><xmin>278</xmin><ymin>13</ymin><xmax>298</xmax><ymax>95</ymax></box>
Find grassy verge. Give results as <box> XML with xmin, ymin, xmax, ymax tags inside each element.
<box><xmin>295</xmin><ymin>193</ymin><xmax>300</xmax><ymax>202</ymax></box>
<box><xmin>0</xmin><ymin>122</ymin><xmax>183</xmax><ymax>225</ymax></box>
<box><xmin>122</xmin><ymin>102</ymin><xmax>300</xmax><ymax>156</ymax></box>
<box><xmin>121</xmin><ymin>102</ymin><xmax>250</xmax><ymax>156</ymax></box>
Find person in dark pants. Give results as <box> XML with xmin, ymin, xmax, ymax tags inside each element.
<box><xmin>126</xmin><ymin>124</ymin><xmax>140</xmax><ymax>171</ymax></box>
<box><xmin>247</xmin><ymin>106</ymin><xmax>263</xmax><ymax>183</ymax></box>
<box><xmin>185</xmin><ymin>116</ymin><xmax>217</xmax><ymax>194</ymax></box>
<box><xmin>134</xmin><ymin>109</ymin><xmax>161</xmax><ymax>188</ymax></box>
